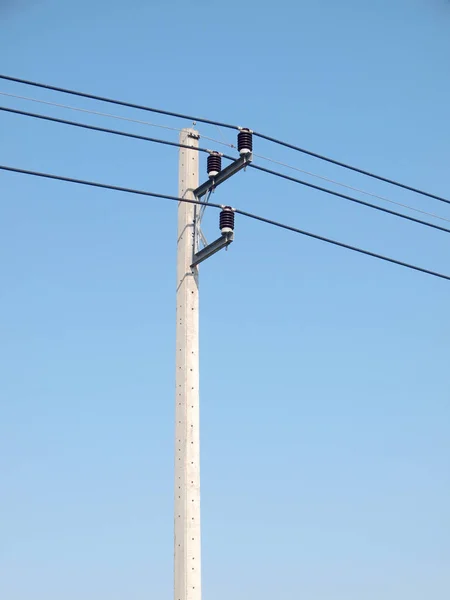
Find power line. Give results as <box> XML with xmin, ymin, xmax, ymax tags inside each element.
<box><xmin>253</xmin><ymin>131</ymin><xmax>450</xmax><ymax>207</ymax></box>
<box><xmin>0</xmin><ymin>105</ymin><xmax>235</xmax><ymax>159</ymax></box>
<box><xmin>4</xmin><ymin>103</ymin><xmax>449</xmax><ymax>237</ymax></box>
<box><xmin>4</xmin><ymin>90</ymin><xmax>446</xmax><ymax>226</ymax></box>
<box><xmin>250</xmin><ymin>164</ymin><xmax>450</xmax><ymax>236</ymax></box>
<box><xmin>234</xmin><ymin>206</ymin><xmax>450</xmax><ymax>282</ymax></box>
<box><xmin>0</xmin><ymin>74</ymin><xmax>238</xmax><ymax>131</ymax></box>
<box><xmin>2</xmin><ymin>73</ymin><xmax>448</xmax><ymax>206</ymax></box>
<box><xmin>0</xmin><ymin>164</ymin><xmax>222</xmax><ymax>209</ymax></box>
<box><xmin>1</xmin><ymin>163</ymin><xmax>449</xmax><ymax>282</ymax></box>
<box><xmin>0</xmin><ymin>90</ymin><xmax>185</xmax><ymax>134</ymax></box>
<box><xmin>251</xmin><ymin>152</ymin><xmax>450</xmax><ymax>224</ymax></box>
<box><xmin>189</xmin><ymin>123</ymin><xmax>450</xmax><ymax>225</ymax></box>
<box><xmin>0</xmin><ymin>90</ymin><xmax>237</xmax><ymax>150</ymax></box>
<box><xmin>4</xmin><ymin>104</ymin><xmax>448</xmax><ymax>235</ymax></box>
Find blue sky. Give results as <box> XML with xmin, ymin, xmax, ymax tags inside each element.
<box><xmin>1</xmin><ymin>1</ymin><xmax>449</xmax><ymax>599</ymax></box>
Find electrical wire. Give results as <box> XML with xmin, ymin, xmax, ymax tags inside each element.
<box><xmin>1</xmin><ymin>163</ymin><xmax>449</xmax><ymax>282</ymax></box>
<box><xmin>4</xmin><ymin>104</ymin><xmax>448</xmax><ymax>235</ymax></box>
<box><xmin>250</xmin><ymin>164</ymin><xmax>450</xmax><ymax>236</ymax></box>
<box><xmin>2</xmin><ymin>73</ymin><xmax>449</xmax><ymax>206</ymax></box>
<box><xmin>251</xmin><ymin>152</ymin><xmax>450</xmax><ymax>224</ymax></box>
<box><xmin>184</xmin><ymin>125</ymin><xmax>450</xmax><ymax>224</ymax></box>
<box><xmin>5</xmin><ymin>92</ymin><xmax>445</xmax><ymax>225</ymax></box>
<box><xmin>199</xmin><ymin>190</ymin><xmax>212</xmax><ymax>222</ymax></box>
<box><xmin>0</xmin><ymin>90</ymin><xmax>237</xmax><ymax>150</ymax></box>
<box><xmin>253</xmin><ymin>131</ymin><xmax>450</xmax><ymax>206</ymax></box>
<box><xmin>0</xmin><ymin>106</ymin><xmax>236</xmax><ymax>159</ymax></box>
<box><xmin>0</xmin><ymin>90</ymin><xmax>185</xmax><ymax>134</ymax></box>
<box><xmin>234</xmin><ymin>206</ymin><xmax>450</xmax><ymax>282</ymax></box>
<box><xmin>4</xmin><ymin>103</ymin><xmax>450</xmax><ymax>238</ymax></box>
<box><xmin>0</xmin><ymin>164</ymin><xmax>222</xmax><ymax>209</ymax></box>
<box><xmin>0</xmin><ymin>74</ymin><xmax>238</xmax><ymax>131</ymax></box>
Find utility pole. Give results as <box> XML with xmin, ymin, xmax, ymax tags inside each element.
<box><xmin>174</xmin><ymin>126</ymin><xmax>252</xmax><ymax>600</ymax></box>
<box><xmin>175</xmin><ymin>128</ymin><xmax>201</xmax><ymax>600</ymax></box>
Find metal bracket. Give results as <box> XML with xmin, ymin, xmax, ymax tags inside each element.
<box><xmin>191</xmin><ymin>232</ymin><xmax>234</xmax><ymax>267</ymax></box>
<box><xmin>194</xmin><ymin>153</ymin><xmax>253</xmax><ymax>199</ymax></box>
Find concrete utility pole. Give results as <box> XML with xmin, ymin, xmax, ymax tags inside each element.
<box><xmin>174</xmin><ymin>126</ymin><xmax>252</xmax><ymax>600</ymax></box>
<box><xmin>175</xmin><ymin>128</ymin><xmax>201</xmax><ymax>600</ymax></box>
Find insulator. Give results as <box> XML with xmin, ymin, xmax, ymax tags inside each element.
<box><xmin>207</xmin><ymin>152</ymin><xmax>222</xmax><ymax>179</ymax></box>
<box><xmin>237</xmin><ymin>128</ymin><xmax>253</xmax><ymax>155</ymax></box>
<box><xmin>220</xmin><ymin>206</ymin><xmax>235</xmax><ymax>234</ymax></box>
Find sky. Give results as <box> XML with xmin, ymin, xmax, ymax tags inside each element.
<box><xmin>1</xmin><ymin>1</ymin><xmax>449</xmax><ymax>599</ymax></box>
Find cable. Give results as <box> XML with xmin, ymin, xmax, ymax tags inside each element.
<box><xmin>1</xmin><ymin>163</ymin><xmax>449</xmax><ymax>282</ymax></box>
<box><xmin>4</xmin><ymin>88</ymin><xmax>447</xmax><ymax>224</ymax></box>
<box><xmin>0</xmin><ymin>90</ymin><xmax>185</xmax><ymax>134</ymax></box>
<box><xmin>0</xmin><ymin>106</ymin><xmax>236</xmax><ymax>160</ymax></box>
<box><xmin>2</xmin><ymin>73</ymin><xmax>448</xmax><ymax>207</ymax></box>
<box><xmin>253</xmin><ymin>131</ymin><xmax>450</xmax><ymax>206</ymax></box>
<box><xmin>0</xmin><ymin>91</ymin><xmax>238</xmax><ymax>150</ymax></box>
<box><xmin>4</xmin><ymin>103</ymin><xmax>449</xmax><ymax>237</ymax></box>
<box><xmin>5</xmin><ymin>104</ymin><xmax>448</xmax><ymax>233</ymax></box>
<box><xmin>0</xmin><ymin>164</ymin><xmax>222</xmax><ymax>209</ymax></box>
<box><xmin>0</xmin><ymin>74</ymin><xmax>238</xmax><ymax>131</ymax></box>
<box><xmin>250</xmin><ymin>164</ymin><xmax>450</xmax><ymax>236</ymax></box>
<box><xmin>199</xmin><ymin>189</ymin><xmax>212</xmax><ymax>222</ymax></box>
<box><xmin>252</xmin><ymin>152</ymin><xmax>450</xmax><ymax>224</ymax></box>
<box><xmin>234</xmin><ymin>206</ymin><xmax>450</xmax><ymax>282</ymax></box>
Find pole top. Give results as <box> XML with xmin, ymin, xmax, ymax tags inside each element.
<box><xmin>181</xmin><ymin>127</ymin><xmax>200</xmax><ymax>140</ymax></box>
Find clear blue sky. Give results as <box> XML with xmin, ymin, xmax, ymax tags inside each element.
<box><xmin>1</xmin><ymin>1</ymin><xmax>449</xmax><ymax>598</ymax></box>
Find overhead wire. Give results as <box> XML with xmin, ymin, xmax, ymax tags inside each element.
<box><xmin>3</xmin><ymin>103</ymin><xmax>449</xmax><ymax>236</ymax></box>
<box><xmin>250</xmin><ymin>152</ymin><xmax>450</xmax><ymax>224</ymax></box>
<box><xmin>0</xmin><ymin>90</ymin><xmax>185</xmax><ymax>134</ymax></box>
<box><xmin>0</xmin><ymin>74</ymin><xmax>238</xmax><ymax>130</ymax></box>
<box><xmin>2</xmin><ymin>73</ymin><xmax>449</xmax><ymax>206</ymax></box>
<box><xmin>179</xmin><ymin>125</ymin><xmax>450</xmax><ymax>224</ymax></box>
<box><xmin>1</xmin><ymin>163</ymin><xmax>449</xmax><ymax>283</ymax></box>
<box><xmin>249</xmin><ymin>163</ymin><xmax>450</xmax><ymax>236</ymax></box>
<box><xmin>3</xmin><ymin>94</ymin><xmax>448</xmax><ymax>225</ymax></box>
<box><xmin>252</xmin><ymin>131</ymin><xmax>450</xmax><ymax>206</ymax></box>
<box><xmin>0</xmin><ymin>164</ymin><xmax>222</xmax><ymax>209</ymax></box>
<box><xmin>0</xmin><ymin>90</ymin><xmax>237</xmax><ymax>149</ymax></box>
<box><xmin>235</xmin><ymin>206</ymin><xmax>450</xmax><ymax>282</ymax></box>
<box><xmin>0</xmin><ymin>105</ymin><xmax>235</xmax><ymax>159</ymax></box>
